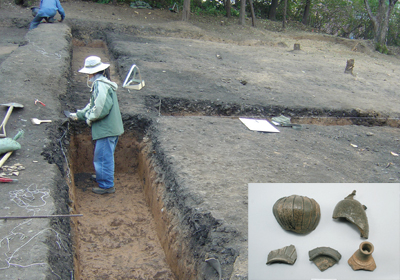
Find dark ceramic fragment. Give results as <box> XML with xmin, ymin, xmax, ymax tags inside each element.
<box><xmin>332</xmin><ymin>190</ymin><xmax>369</xmax><ymax>238</ymax></box>
<box><xmin>273</xmin><ymin>195</ymin><xmax>321</xmax><ymax>234</ymax></box>
<box><xmin>309</xmin><ymin>247</ymin><xmax>342</xmax><ymax>271</ymax></box>
<box><xmin>266</xmin><ymin>244</ymin><xmax>297</xmax><ymax>265</ymax></box>
<box><xmin>348</xmin><ymin>241</ymin><xmax>376</xmax><ymax>271</ymax></box>
<box><xmin>205</xmin><ymin>258</ymin><xmax>222</xmax><ymax>280</ymax></box>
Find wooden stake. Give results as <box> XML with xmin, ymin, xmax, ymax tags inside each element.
<box><xmin>345</xmin><ymin>59</ymin><xmax>355</xmax><ymax>75</ymax></box>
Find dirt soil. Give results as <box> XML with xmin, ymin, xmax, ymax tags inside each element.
<box><xmin>0</xmin><ymin>0</ymin><xmax>400</xmax><ymax>279</ymax></box>
<box><xmin>72</xmin><ymin>172</ymin><xmax>175</xmax><ymax>279</ymax></box>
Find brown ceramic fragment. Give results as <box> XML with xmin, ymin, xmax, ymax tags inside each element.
<box><xmin>273</xmin><ymin>195</ymin><xmax>321</xmax><ymax>234</ymax></box>
<box><xmin>266</xmin><ymin>244</ymin><xmax>297</xmax><ymax>265</ymax></box>
<box><xmin>332</xmin><ymin>190</ymin><xmax>369</xmax><ymax>238</ymax></box>
<box><xmin>348</xmin><ymin>241</ymin><xmax>376</xmax><ymax>271</ymax></box>
<box><xmin>309</xmin><ymin>247</ymin><xmax>341</xmax><ymax>271</ymax></box>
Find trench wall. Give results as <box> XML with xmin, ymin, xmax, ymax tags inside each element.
<box><xmin>138</xmin><ymin>140</ymin><xmax>197</xmax><ymax>279</ymax></box>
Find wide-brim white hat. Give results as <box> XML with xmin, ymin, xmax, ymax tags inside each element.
<box><xmin>78</xmin><ymin>56</ymin><xmax>110</xmax><ymax>74</ymax></box>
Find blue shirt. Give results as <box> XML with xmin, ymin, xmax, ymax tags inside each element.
<box><xmin>37</xmin><ymin>0</ymin><xmax>65</xmax><ymax>20</ymax></box>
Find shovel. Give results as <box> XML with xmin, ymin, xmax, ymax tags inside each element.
<box><xmin>0</xmin><ymin>130</ymin><xmax>24</xmax><ymax>168</ymax></box>
<box><xmin>64</xmin><ymin>110</ymin><xmax>72</xmax><ymax>118</ymax></box>
<box><xmin>31</xmin><ymin>118</ymin><xmax>52</xmax><ymax>125</ymax></box>
<box><xmin>0</xmin><ymin>103</ymin><xmax>24</xmax><ymax>138</ymax></box>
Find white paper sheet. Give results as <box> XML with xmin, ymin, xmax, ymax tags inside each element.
<box><xmin>239</xmin><ymin>118</ymin><xmax>280</xmax><ymax>133</ymax></box>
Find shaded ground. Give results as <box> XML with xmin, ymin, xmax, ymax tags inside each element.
<box><xmin>0</xmin><ymin>1</ymin><xmax>399</xmax><ymax>279</ymax></box>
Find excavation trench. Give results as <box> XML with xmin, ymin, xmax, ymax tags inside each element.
<box><xmin>67</xmin><ymin>130</ymin><xmax>182</xmax><ymax>279</ymax></box>
<box><xmin>65</xmin><ymin>38</ymin><xmax>191</xmax><ymax>280</ymax></box>
<box><xmin>148</xmin><ymin>96</ymin><xmax>400</xmax><ymax>128</ymax></box>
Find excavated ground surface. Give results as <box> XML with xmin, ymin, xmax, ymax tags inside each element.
<box><xmin>0</xmin><ymin>0</ymin><xmax>399</xmax><ymax>279</ymax></box>
<box><xmin>69</xmin><ymin>135</ymin><xmax>175</xmax><ymax>280</ymax></box>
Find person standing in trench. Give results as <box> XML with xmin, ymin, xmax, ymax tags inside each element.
<box><xmin>69</xmin><ymin>56</ymin><xmax>124</xmax><ymax>194</ymax></box>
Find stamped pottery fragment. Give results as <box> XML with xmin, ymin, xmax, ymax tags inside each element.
<box><xmin>266</xmin><ymin>244</ymin><xmax>297</xmax><ymax>265</ymax></box>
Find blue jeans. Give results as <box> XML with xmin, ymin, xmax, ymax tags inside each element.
<box><xmin>93</xmin><ymin>136</ymin><xmax>118</xmax><ymax>189</ymax></box>
<box><xmin>29</xmin><ymin>10</ymin><xmax>56</xmax><ymax>30</ymax></box>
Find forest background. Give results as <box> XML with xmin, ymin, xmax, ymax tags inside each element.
<box><xmin>14</xmin><ymin>0</ymin><xmax>400</xmax><ymax>52</ymax></box>
<box><xmin>184</xmin><ymin>0</ymin><xmax>400</xmax><ymax>52</ymax></box>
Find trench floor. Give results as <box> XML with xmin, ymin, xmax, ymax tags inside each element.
<box><xmin>72</xmin><ymin>171</ymin><xmax>174</xmax><ymax>279</ymax></box>
<box><xmin>69</xmin><ymin>40</ymin><xmax>175</xmax><ymax>279</ymax></box>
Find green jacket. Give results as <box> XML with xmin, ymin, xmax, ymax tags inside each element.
<box><xmin>76</xmin><ymin>76</ymin><xmax>124</xmax><ymax>140</ymax></box>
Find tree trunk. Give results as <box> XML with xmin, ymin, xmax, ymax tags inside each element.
<box><xmin>239</xmin><ymin>0</ymin><xmax>246</xmax><ymax>25</ymax></box>
<box><xmin>282</xmin><ymin>0</ymin><xmax>287</xmax><ymax>29</ymax></box>
<box><xmin>364</xmin><ymin>0</ymin><xmax>398</xmax><ymax>45</ymax></box>
<box><xmin>226</xmin><ymin>0</ymin><xmax>231</xmax><ymax>18</ymax></box>
<box><xmin>249</xmin><ymin>0</ymin><xmax>256</xmax><ymax>27</ymax></box>
<box><xmin>301</xmin><ymin>0</ymin><xmax>311</xmax><ymax>25</ymax></box>
<box><xmin>268</xmin><ymin>0</ymin><xmax>279</xmax><ymax>20</ymax></box>
<box><xmin>182</xmin><ymin>0</ymin><xmax>191</xmax><ymax>21</ymax></box>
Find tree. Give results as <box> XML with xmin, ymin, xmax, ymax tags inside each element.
<box><xmin>182</xmin><ymin>0</ymin><xmax>190</xmax><ymax>21</ymax></box>
<box><xmin>268</xmin><ymin>0</ymin><xmax>280</xmax><ymax>20</ymax></box>
<box><xmin>302</xmin><ymin>0</ymin><xmax>311</xmax><ymax>25</ymax></box>
<box><xmin>226</xmin><ymin>0</ymin><xmax>231</xmax><ymax>18</ymax></box>
<box><xmin>249</xmin><ymin>0</ymin><xmax>256</xmax><ymax>26</ymax></box>
<box><xmin>282</xmin><ymin>0</ymin><xmax>287</xmax><ymax>28</ymax></box>
<box><xmin>364</xmin><ymin>0</ymin><xmax>399</xmax><ymax>45</ymax></box>
<box><xmin>239</xmin><ymin>0</ymin><xmax>246</xmax><ymax>25</ymax></box>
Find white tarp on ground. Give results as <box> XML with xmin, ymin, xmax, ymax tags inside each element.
<box><xmin>239</xmin><ymin>118</ymin><xmax>280</xmax><ymax>133</ymax></box>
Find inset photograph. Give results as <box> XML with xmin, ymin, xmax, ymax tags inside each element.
<box><xmin>248</xmin><ymin>183</ymin><xmax>400</xmax><ymax>280</ymax></box>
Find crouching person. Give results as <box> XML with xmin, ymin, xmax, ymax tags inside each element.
<box><xmin>29</xmin><ymin>0</ymin><xmax>65</xmax><ymax>30</ymax></box>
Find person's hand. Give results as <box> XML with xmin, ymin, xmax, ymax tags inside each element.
<box><xmin>86</xmin><ymin>119</ymin><xmax>92</xmax><ymax>127</ymax></box>
<box><xmin>69</xmin><ymin>113</ymin><xmax>78</xmax><ymax>120</ymax></box>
